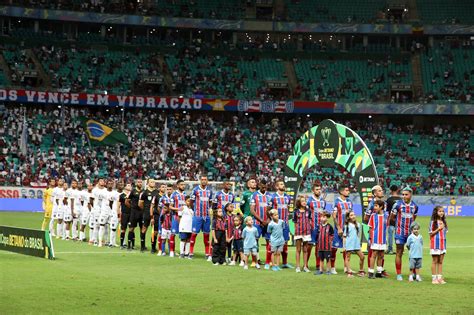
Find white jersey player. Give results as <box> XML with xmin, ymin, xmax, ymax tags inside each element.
<box><xmin>69</xmin><ymin>180</ymin><xmax>83</xmax><ymax>240</ymax></box>
<box><xmin>106</xmin><ymin>184</ymin><xmax>121</xmax><ymax>247</ymax></box>
<box><xmin>80</xmin><ymin>183</ymin><xmax>94</xmax><ymax>242</ymax></box>
<box><xmin>50</xmin><ymin>178</ymin><xmax>65</xmax><ymax>238</ymax></box>
<box><xmin>90</xmin><ymin>178</ymin><xmax>107</xmax><ymax>246</ymax></box>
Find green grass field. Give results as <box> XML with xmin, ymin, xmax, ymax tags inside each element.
<box><xmin>0</xmin><ymin>212</ymin><xmax>473</xmax><ymax>314</ymax></box>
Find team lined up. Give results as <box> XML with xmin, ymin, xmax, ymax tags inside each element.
<box><xmin>41</xmin><ymin>176</ymin><xmax>448</xmax><ymax>283</ymax></box>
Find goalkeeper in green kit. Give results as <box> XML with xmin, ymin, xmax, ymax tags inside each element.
<box><xmin>240</xmin><ymin>177</ymin><xmax>257</xmax><ymax>218</ymax></box>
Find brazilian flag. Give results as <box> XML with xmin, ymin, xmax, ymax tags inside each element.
<box><xmin>80</xmin><ymin>117</ymin><xmax>128</xmax><ymax>146</ymax></box>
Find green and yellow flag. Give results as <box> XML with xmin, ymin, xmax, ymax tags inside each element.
<box><xmin>79</xmin><ymin>117</ymin><xmax>128</xmax><ymax>146</ymax></box>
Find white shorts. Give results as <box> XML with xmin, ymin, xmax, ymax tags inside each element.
<box><xmin>81</xmin><ymin>211</ymin><xmax>90</xmax><ymax>225</ymax></box>
<box><xmin>370</xmin><ymin>243</ymin><xmax>387</xmax><ymax>250</ymax></box>
<box><xmin>99</xmin><ymin>212</ymin><xmax>110</xmax><ymax>225</ymax></box>
<box><xmin>55</xmin><ymin>210</ymin><xmax>64</xmax><ymax>220</ymax></box>
<box><xmin>430</xmin><ymin>249</ymin><xmax>447</xmax><ymax>255</ymax></box>
<box><xmin>90</xmin><ymin>212</ymin><xmax>100</xmax><ymax>228</ymax></box>
<box><xmin>64</xmin><ymin>213</ymin><xmax>73</xmax><ymax>222</ymax></box>
<box><xmin>294</xmin><ymin>235</ymin><xmax>312</xmax><ymax>242</ymax></box>
<box><xmin>161</xmin><ymin>229</ymin><xmax>171</xmax><ymax>239</ymax></box>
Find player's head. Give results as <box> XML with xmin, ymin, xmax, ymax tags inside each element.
<box><xmin>224</xmin><ymin>202</ymin><xmax>234</xmax><ymax>213</ymax></box>
<box><xmin>410</xmin><ymin>222</ymin><xmax>420</xmax><ymax>236</ymax></box>
<box><xmin>214</xmin><ymin>207</ymin><xmax>223</xmax><ymax>218</ymax></box>
<box><xmin>162</xmin><ymin>202</ymin><xmax>170</xmax><ymax>213</ymax></box>
<box><xmin>177</xmin><ymin>179</ymin><xmax>185</xmax><ymax>191</ymax></box>
<box><xmin>106</xmin><ymin>179</ymin><xmax>114</xmax><ymax>190</ymax></box>
<box><xmin>98</xmin><ymin>178</ymin><xmax>105</xmax><ymax>187</ymax></box>
<box><xmin>63</xmin><ymin>182</ymin><xmax>68</xmax><ymax>189</ymax></box>
<box><xmin>185</xmin><ymin>195</ymin><xmax>191</xmax><ymax>207</ymax></box>
<box><xmin>389</xmin><ymin>185</ymin><xmax>399</xmax><ymax>195</ymax></box>
<box><xmin>431</xmin><ymin>205</ymin><xmax>446</xmax><ymax>223</ymax></box>
<box><xmin>77</xmin><ymin>180</ymin><xmax>84</xmax><ymax>190</ymax></box>
<box><xmin>87</xmin><ymin>183</ymin><xmax>93</xmax><ymax>192</ymax></box>
<box><xmin>247</xmin><ymin>177</ymin><xmax>257</xmax><ymax>190</ymax></box>
<box><xmin>338</xmin><ymin>184</ymin><xmax>350</xmax><ymax>197</ymax></box>
<box><xmin>258</xmin><ymin>179</ymin><xmax>267</xmax><ymax>192</ymax></box>
<box><xmin>166</xmin><ymin>184</ymin><xmax>173</xmax><ymax>195</ymax></box>
<box><xmin>57</xmin><ymin>178</ymin><xmax>64</xmax><ymax>186</ymax></box>
<box><xmin>200</xmin><ymin>175</ymin><xmax>208</xmax><ymax>187</ymax></box>
<box><xmin>244</xmin><ymin>216</ymin><xmax>254</xmax><ymax>226</ymax></box>
<box><xmin>117</xmin><ymin>181</ymin><xmax>124</xmax><ymax>191</ymax></box>
<box><xmin>158</xmin><ymin>183</ymin><xmax>165</xmax><ymax>194</ymax></box>
<box><xmin>275</xmin><ymin>179</ymin><xmax>285</xmax><ymax>192</ymax></box>
<box><xmin>295</xmin><ymin>195</ymin><xmax>307</xmax><ymax>209</ymax></box>
<box><xmin>135</xmin><ymin>178</ymin><xmax>143</xmax><ymax>189</ymax></box>
<box><xmin>223</xmin><ymin>181</ymin><xmax>232</xmax><ymax>191</ymax></box>
<box><xmin>321</xmin><ymin>212</ymin><xmax>330</xmax><ymax>223</ymax></box>
<box><xmin>233</xmin><ymin>215</ymin><xmax>242</xmax><ymax>226</ymax></box>
<box><xmin>371</xmin><ymin>185</ymin><xmax>384</xmax><ymax>199</ymax></box>
<box><xmin>71</xmin><ymin>179</ymin><xmax>78</xmax><ymax>189</ymax></box>
<box><xmin>269</xmin><ymin>209</ymin><xmax>279</xmax><ymax>221</ymax></box>
<box><xmin>147</xmin><ymin>179</ymin><xmax>156</xmax><ymax>189</ymax></box>
<box><xmin>312</xmin><ymin>181</ymin><xmax>322</xmax><ymax>197</ymax></box>
<box><xmin>373</xmin><ymin>199</ymin><xmax>385</xmax><ymax>213</ymax></box>
<box><xmin>49</xmin><ymin>178</ymin><xmax>56</xmax><ymax>187</ymax></box>
<box><xmin>124</xmin><ymin>183</ymin><xmax>132</xmax><ymax>193</ymax></box>
<box><xmin>401</xmin><ymin>186</ymin><xmax>412</xmax><ymax>203</ymax></box>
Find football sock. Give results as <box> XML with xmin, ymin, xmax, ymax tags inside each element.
<box><xmin>265</xmin><ymin>241</ymin><xmax>272</xmax><ymax>264</ymax></box>
<box><xmin>65</xmin><ymin>227</ymin><xmax>70</xmax><ymax>239</ymax></box>
<box><xmin>158</xmin><ymin>236</ymin><xmax>163</xmax><ymax>253</ymax></box>
<box><xmin>57</xmin><ymin>222</ymin><xmax>63</xmax><ymax>238</ymax></box>
<box><xmin>282</xmin><ymin>244</ymin><xmax>288</xmax><ymax>265</ymax></box>
<box><xmin>382</xmin><ymin>257</ymin><xmax>385</xmax><ymax>268</ymax></box>
<box><xmin>180</xmin><ymin>240</ymin><xmax>186</xmax><ymax>255</ymax></box>
<box><xmin>99</xmin><ymin>225</ymin><xmax>105</xmax><ymax>244</ymax></box>
<box><xmin>127</xmin><ymin>231</ymin><xmax>134</xmax><ymax>248</ymax></box>
<box><xmin>377</xmin><ymin>266</ymin><xmax>383</xmax><ymax>274</ymax></box>
<box><xmin>315</xmin><ymin>245</ymin><xmax>320</xmax><ymax>269</ymax></box>
<box><xmin>110</xmin><ymin>229</ymin><xmax>117</xmax><ymax>246</ymax></box>
<box><xmin>189</xmin><ymin>233</ymin><xmax>197</xmax><ymax>254</ymax></box>
<box><xmin>49</xmin><ymin>219</ymin><xmax>55</xmax><ymax>235</ymax></box>
<box><xmin>185</xmin><ymin>242</ymin><xmax>190</xmax><ymax>255</ymax></box>
<box><xmin>396</xmin><ymin>261</ymin><xmax>402</xmax><ymax>275</ymax></box>
<box><xmin>93</xmin><ymin>225</ymin><xmax>99</xmax><ymax>242</ymax></box>
<box><xmin>151</xmin><ymin>233</ymin><xmax>157</xmax><ymax>250</ymax></box>
<box><xmin>72</xmin><ymin>219</ymin><xmax>79</xmax><ymax>239</ymax></box>
<box><xmin>330</xmin><ymin>248</ymin><xmax>337</xmax><ymax>268</ymax></box>
<box><xmin>203</xmin><ymin>234</ymin><xmax>210</xmax><ymax>256</ymax></box>
<box><xmin>367</xmin><ymin>248</ymin><xmax>372</xmax><ymax>269</ymax></box>
<box><xmin>140</xmin><ymin>232</ymin><xmax>146</xmax><ymax>249</ymax></box>
<box><xmin>120</xmin><ymin>231</ymin><xmax>125</xmax><ymax>246</ymax></box>
<box><xmin>41</xmin><ymin>218</ymin><xmax>48</xmax><ymax>231</ymax></box>
<box><xmin>170</xmin><ymin>234</ymin><xmax>175</xmax><ymax>253</ymax></box>
<box><xmin>80</xmin><ymin>231</ymin><xmax>85</xmax><ymax>241</ymax></box>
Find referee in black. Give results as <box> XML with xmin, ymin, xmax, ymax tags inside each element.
<box><xmin>126</xmin><ymin>178</ymin><xmax>143</xmax><ymax>250</ymax></box>
<box><xmin>118</xmin><ymin>182</ymin><xmax>131</xmax><ymax>249</ymax></box>
<box><xmin>138</xmin><ymin>179</ymin><xmax>157</xmax><ymax>252</ymax></box>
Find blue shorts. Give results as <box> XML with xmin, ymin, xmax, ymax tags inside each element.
<box><xmin>255</xmin><ymin>224</ymin><xmax>270</xmax><ymax>240</ymax></box>
<box><xmin>192</xmin><ymin>216</ymin><xmax>210</xmax><ymax>234</ymax></box>
<box><xmin>171</xmin><ymin>219</ymin><xmax>179</xmax><ymax>235</ymax></box>
<box><xmin>332</xmin><ymin>232</ymin><xmax>343</xmax><ymax>248</ymax></box>
<box><xmin>233</xmin><ymin>239</ymin><xmax>243</xmax><ymax>253</ymax></box>
<box><xmin>180</xmin><ymin>232</ymin><xmax>191</xmax><ymax>240</ymax></box>
<box><xmin>395</xmin><ymin>234</ymin><xmax>408</xmax><ymax>245</ymax></box>
<box><xmin>283</xmin><ymin>224</ymin><xmax>290</xmax><ymax>242</ymax></box>
<box><xmin>310</xmin><ymin>228</ymin><xmax>318</xmax><ymax>245</ymax></box>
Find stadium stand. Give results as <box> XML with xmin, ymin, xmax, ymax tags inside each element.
<box><xmin>1</xmin><ymin>106</ymin><xmax>472</xmax><ymax>195</ymax></box>
<box><xmin>416</xmin><ymin>0</ymin><xmax>474</xmax><ymax>24</ymax></box>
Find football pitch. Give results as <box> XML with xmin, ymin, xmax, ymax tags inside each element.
<box><xmin>0</xmin><ymin>212</ymin><xmax>473</xmax><ymax>314</ymax></box>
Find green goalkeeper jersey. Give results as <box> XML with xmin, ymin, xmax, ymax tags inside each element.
<box><xmin>240</xmin><ymin>189</ymin><xmax>255</xmax><ymax>218</ymax></box>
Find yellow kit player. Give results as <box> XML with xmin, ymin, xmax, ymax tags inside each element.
<box><xmin>42</xmin><ymin>179</ymin><xmax>56</xmax><ymax>231</ymax></box>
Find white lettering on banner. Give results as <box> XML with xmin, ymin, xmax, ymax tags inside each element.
<box><xmin>182</xmin><ymin>99</ymin><xmax>191</xmax><ymax>109</ymax></box>
<box><xmin>25</xmin><ymin>90</ymin><xmax>36</xmax><ymax>102</ymax></box>
<box><xmin>37</xmin><ymin>92</ymin><xmax>46</xmax><ymax>103</ymax></box>
<box><xmin>117</xmin><ymin>96</ymin><xmax>127</xmax><ymax>107</ymax></box>
<box><xmin>0</xmin><ymin>89</ymin><xmax>5</xmax><ymax>100</ymax></box>
<box><xmin>146</xmin><ymin>97</ymin><xmax>156</xmax><ymax>108</ymax></box>
<box><xmin>170</xmin><ymin>98</ymin><xmax>179</xmax><ymax>109</ymax></box>
<box><xmin>87</xmin><ymin>94</ymin><xmax>95</xmax><ymax>105</ymax></box>
<box><xmin>129</xmin><ymin>96</ymin><xmax>135</xmax><ymax>107</ymax></box>
<box><xmin>70</xmin><ymin>93</ymin><xmax>79</xmax><ymax>104</ymax></box>
<box><xmin>194</xmin><ymin>99</ymin><xmax>202</xmax><ymax>109</ymax></box>
<box><xmin>60</xmin><ymin>93</ymin><xmax>69</xmax><ymax>104</ymax></box>
<box><xmin>284</xmin><ymin>176</ymin><xmax>298</xmax><ymax>182</ymax></box>
<box><xmin>158</xmin><ymin>98</ymin><xmax>168</xmax><ymax>108</ymax></box>
<box><xmin>136</xmin><ymin>97</ymin><xmax>144</xmax><ymax>107</ymax></box>
<box><xmin>359</xmin><ymin>176</ymin><xmax>376</xmax><ymax>183</ymax></box>
<box><xmin>48</xmin><ymin>92</ymin><xmax>58</xmax><ymax>103</ymax></box>
<box><xmin>97</xmin><ymin>94</ymin><xmax>109</xmax><ymax>106</ymax></box>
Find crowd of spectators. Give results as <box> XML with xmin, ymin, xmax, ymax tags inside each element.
<box><xmin>1</xmin><ymin>105</ymin><xmax>472</xmax><ymax>195</ymax></box>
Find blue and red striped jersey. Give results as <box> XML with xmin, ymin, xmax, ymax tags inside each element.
<box><xmin>161</xmin><ymin>212</ymin><xmax>172</xmax><ymax>230</ymax></box>
<box><xmin>429</xmin><ymin>220</ymin><xmax>447</xmax><ymax>251</ymax></box>
<box><xmin>213</xmin><ymin>190</ymin><xmax>235</xmax><ymax>210</ymax></box>
<box><xmin>333</xmin><ymin>197</ymin><xmax>353</xmax><ymax>229</ymax></box>
<box><xmin>317</xmin><ymin>223</ymin><xmax>334</xmax><ymax>251</ymax></box>
<box><xmin>307</xmin><ymin>194</ymin><xmax>327</xmax><ymax>226</ymax></box>
<box><xmin>170</xmin><ymin>190</ymin><xmax>186</xmax><ymax>221</ymax></box>
<box><xmin>191</xmin><ymin>185</ymin><xmax>213</xmax><ymax>217</ymax></box>
<box><xmin>293</xmin><ymin>208</ymin><xmax>312</xmax><ymax>236</ymax></box>
<box><xmin>365</xmin><ymin>199</ymin><xmax>387</xmax><ymax>217</ymax></box>
<box><xmin>233</xmin><ymin>225</ymin><xmax>243</xmax><ymax>240</ymax></box>
<box><xmin>250</xmin><ymin>191</ymin><xmax>270</xmax><ymax>226</ymax></box>
<box><xmin>270</xmin><ymin>192</ymin><xmax>291</xmax><ymax>223</ymax></box>
<box><xmin>391</xmin><ymin>200</ymin><xmax>418</xmax><ymax>236</ymax></box>
<box><xmin>368</xmin><ymin>213</ymin><xmax>387</xmax><ymax>245</ymax></box>
<box><xmin>159</xmin><ymin>194</ymin><xmax>172</xmax><ymax>218</ymax></box>
<box><xmin>224</xmin><ymin>212</ymin><xmax>235</xmax><ymax>238</ymax></box>
<box><xmin>212</xmin><ymin>217</ymin><xmax>227</xmax><ymax>231</ymax></box>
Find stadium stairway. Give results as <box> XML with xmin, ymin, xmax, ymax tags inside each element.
<box><xmin>284</xmin><ymin>60</ymin><xmax>298</xmax><ymax>95</ymax></box>
<box><xmin>157</xmin><ymin>55</ymin><xmax>174</xmax><ymax>95</ymax></box>
<box><xmin>411</xmin><ymin>53</ymin><xmax>424</xmax><ymax>98</ymax></box>
<box><xmin>0</xmin><ymin>54</ymin><xmax>12</xmax><ymax>86</ymax></box>
<box><xmin>26</xmin><ymin>49</ymin><xmax>51</xmax><ymax>88</ymax></box>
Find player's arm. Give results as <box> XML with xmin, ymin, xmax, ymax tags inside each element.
<box><xmin>389</xmin><ymin>203</ymin><xmax>397</xmax><ymax>225</ymax></box>
<box><xmin>169</xmin><ymin>196</ymin><xmax>180</xmax><ymax>212</ymax></box>
<box><xmin>149</xmin><ymin>197</ymin><xmax>154</xmax><ymax>218</ymax></box>
<box><xmin>116</xmin><ymin>196</ymin><xmax>122</xmax><ymax>219</ymax></box>
<box><xmin>70</xmin><ymin>196</ymin><xmax>75</xmax><ymax>216</ymax></box>
<box><xmin>211</xmin><ymin>222</ymin><xmax>217</xmax><ymax>244</ymax></box>
<box><xmin>250</xmin><ymin>202</ymin><xmax>262</xmax><ymax>224</ymax></box>
<box><xmin>413</xmin><ymin>204</ymin><xmax>418</xmax><ymax>221</ymax></box>
<box><xmin>138</xmin><ymin>192</ymin><xmax>144</xmax><ymax>210</ymax></box>
<box><xmin>332</xmin><ymin>207</ymin><xmax>342</xmax><ymax>235</ymax></box>
<box><xmin>42</xmin><ymin>190</ymin><xmax>47</xmax><ymax>210</ymax></box>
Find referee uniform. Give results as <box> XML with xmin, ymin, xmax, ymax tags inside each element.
<box><xmin>127</xmin><ymin>186</ymin><xmax>142</xmax><ymax>249</ymax></box>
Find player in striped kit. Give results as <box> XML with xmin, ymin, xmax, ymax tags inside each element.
<box><xmin>250</xmin><ymin>179</ymin><xmax>271</xmax><ymax>269</ymax></box>
<box><xmin>213</xmin><ymin>181</ymin><xmax>235</xmax><ymax>263</ymax></box>
<box><xmin>307</xmin><ymin>181</ymin><xmax>326</xmax><ymax>271</ymax></box>
<box><xmin>389</xmin><ymin>187</ymin><xmax>418</xmax><ymax>281</ymax></box>
<box><xmin>331</xmin><ymin>184</ymin><xmax>353</xmax><ymax>274</ymax></box>
<box><xmin>368</xmin><ymin>200</ymin><xmax>387</xmax><ymax>279</ymax></box>
<box><xmin>429</xmin><ymin>206</ymin><xmax>448</xmax><ymax>284</ymax></box>
<box><xmin>159</xmin><ymin>184</ymin><xmax>174</xmax><ymax>256</ymax></box>
<box><xmin>270</xmin><ymin>179</ymin><xmax>293</xmax><ymax>269</ymax></box>
<box><xmin>189</xmin><ymin>176</ymin><xmax>214</xmax><ymax>260</ymax></box>
<box><xmin>363</xmin><ymin>185</ymin><xmax>389</xmax><ymax>277</ymax></box>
